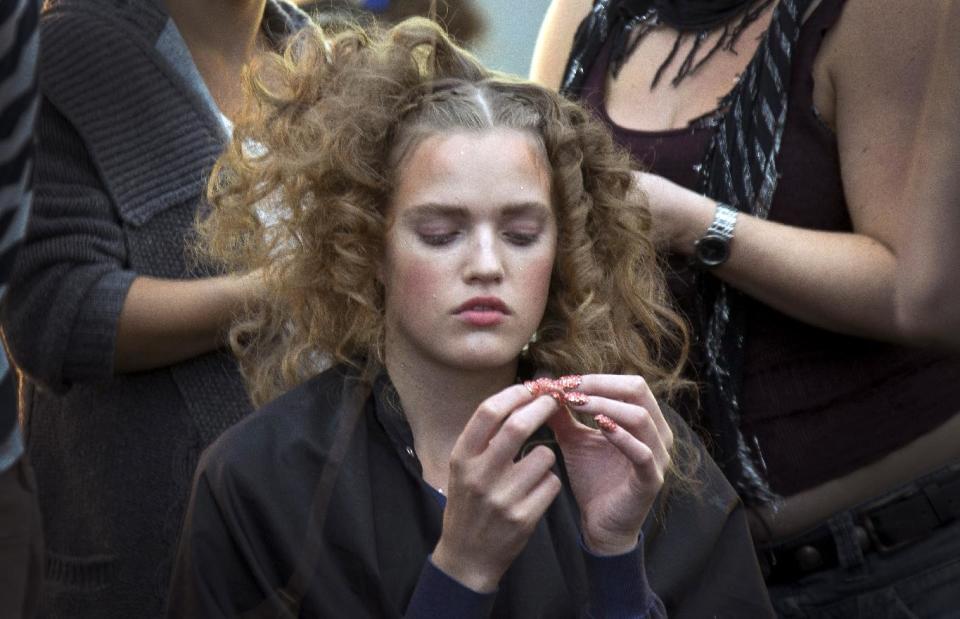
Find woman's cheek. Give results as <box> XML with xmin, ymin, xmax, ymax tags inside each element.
<box><xmin>391</xmin><ymin>255</ymin><xmax>445</xmax><ymax>314</ymax></box>
<box><xmin>523</xmin><ymin>248</ymin><xmax>558</xmax><ymax>320</ymax></box>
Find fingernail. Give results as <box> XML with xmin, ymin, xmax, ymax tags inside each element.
<box><xmin>594</xmin><ymin>414</ymin><xmax>618</xmax><ymax>432</ymax></box>
<box><xmin>564</xmin><ymin>391</ymin><xmax>589</xmax><ymax>406</ymax></box>
<box><xmin>534</xmin><ymin>377</ymin><xmax>559</xmax><ymax>392</ymax></box>
<box><xmin>523</xmin><ymin>380</ymin><xmax>540</xmax><ymax>396</ymax></box>
<box><xmin>556</xmin><ymin>375</ymin><xmax>582</xmax><ymax>391</ymax></box>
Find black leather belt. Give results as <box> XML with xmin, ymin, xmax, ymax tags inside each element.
<box><xmin>759</xmin><ymin>468</ymin><xmax>960</xmax><ymax>586</ymax></box>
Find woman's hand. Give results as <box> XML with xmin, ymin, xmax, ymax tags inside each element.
<box><xmin>235</xmin><ymin>267</ymin><xmax>268</xmax><ymax>304</ymax></box>
<box><xmin>113</xmin><ymin>268</ymin><xmax>269</xmax><ymax>373</ymax></box>
<box><xmin>540</xmin><ymin>374</ymin><xmax>675</xmax><ymax>555</ymax></box>
<box><xmin>431</xmin><ymin>386</ymin><xmax>563</xmax><ymax>593</ymax></box>
<box><xmin>631</xmin><ymin>170</ymin><xmax>714</xmax><ymax>253</ymax></box>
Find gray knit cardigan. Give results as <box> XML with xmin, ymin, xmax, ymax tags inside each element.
<box><xmin>0</xmin><ymin>1</ymin><xmax>308</xmax><ymax>617</ymax></box>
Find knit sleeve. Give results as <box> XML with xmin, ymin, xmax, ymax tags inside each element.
<box><xmin>582</xmin><ymin>535</ymin><xmax>665</xmax><ymax>618</ymax></box>
<box><xmin>0</xmin><ymin>97</ymin><xmax>137</xmax><ymax>392</ymax></box>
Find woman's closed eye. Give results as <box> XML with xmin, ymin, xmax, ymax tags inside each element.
<box><xmin>501</xmin><ymin>208</ymin><xmax>551</xmax><ymax>247</ymax></box>
<box><xmin>503</xmin><ymin>230</ymin><xmax>541</xmax><ymax>246</ymax></box>
<box><xmin>419</xmin><ymin>229</ymin><xmax>539</xmax><ymax>247</ymax></box>
<box><xmin>418</xmin><ymin>229</ymin><xmax>460</xmax><ymax>246</ymax></box>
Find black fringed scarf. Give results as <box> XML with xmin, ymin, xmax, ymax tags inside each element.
<box><xmin>561</xmin><ymin>0</ymin><xmax>813</xmax><ymax>506</ymax></box>
<box><xmin>562</xmin><ymin>0</ymin><xmax>776</xmax><ymax>92</ymax></box>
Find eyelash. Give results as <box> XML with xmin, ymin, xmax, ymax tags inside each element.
<box><xmin>419</xmin><ymin>232</ymin><xmax>459</xmax><ymax>247</ymax></box>
<box><xmin>504</xmin><ymin>231</ymin><xmax>539</xmax><ymax>246</ymax></box>
<box><xmin>418</xmin><ymin>231</ymin><xmax>540</xmax><ymax>248</ymax></box>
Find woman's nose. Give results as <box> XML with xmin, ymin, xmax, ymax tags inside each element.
<box><xmin>464</xmin><ymin>230</ymin><xmax>504</xmax><ymax>283</ymax></box>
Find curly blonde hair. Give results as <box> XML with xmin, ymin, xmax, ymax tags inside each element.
<box><xmin>199</xmin><ymin>18</ymin><xmax>691</xmax><ymax>410</ymax></box>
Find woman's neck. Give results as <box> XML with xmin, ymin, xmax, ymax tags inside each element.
<box><xmin>385</xmin><ymin>350</ymin><xmax>519</xmax><ymax>490</ymax></box>
<box><xmin>163</xmin><ymin>0</ymin><xmax>268</xmax><ymax>120</ymax></box>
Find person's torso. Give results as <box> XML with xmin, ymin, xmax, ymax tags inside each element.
<box><xmin>577</xmin><ymin>0</ymin><xmax>960</xmax><ymax>496</ymax></box>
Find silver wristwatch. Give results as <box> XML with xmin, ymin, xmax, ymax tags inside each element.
<box><xmin>693</xmin><ymin>202</ymin><xmax>738</xmax><ymax>268</ymax></box>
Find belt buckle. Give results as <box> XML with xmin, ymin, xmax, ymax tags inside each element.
<box><xmin>861</xmin><ymin>514</ymin><xmax>908</xmax><ymax>554</ymax></box>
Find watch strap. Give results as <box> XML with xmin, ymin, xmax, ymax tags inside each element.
<box><xmin>706</xmin><ymin>202</ymin><xmax>738</xmax><ymax>241</ymax></box>
<box><xmin>691</xmin><ymin>202</ymin><xmax>739</xmax><ymax>269</ymax></box>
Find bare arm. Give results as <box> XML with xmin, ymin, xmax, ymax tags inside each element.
<box><xmin>0</xmin><ymin>97</ymin><xmax>259</xmax><ymax>388</ymax></box>
<box><xmin>639</xmin><ymin>0</ymin><xmax>947</xmax><ymax>345</ymax></box>
<box><xmin>639</xmin><ymin>174</ymin><xmax>902</xmax><ymax>341</ymax></box>
<box><xmin>894</xmin><ymin>0</ymin><xmax>960</xmax><ymax>347</ymax></box>
<box><xmin>113</xmin><ymin>271</ymin><xmax>261</xmax><ymax>373</ymax></box>
<box><xmin>529</xmin><ymin>0</ymin><xmax>594</xmax><ymax>87</ymax></box>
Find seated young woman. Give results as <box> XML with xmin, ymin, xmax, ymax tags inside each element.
<box><xmin>167</xmin><ymin>18</ymin><xmax>773</xmax><ymax>618</ymax></box>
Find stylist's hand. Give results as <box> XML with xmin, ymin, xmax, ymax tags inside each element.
<box><xmin>632</xmin><ymin>170</ymin><xmax>714</xmax><ymax>253</ymax></box>
<box><xmin>431</xmin><ymin>386</ymin><xmax>562</xmax><ymax>593</ymax></box>
<box><xmin>235</xmin><ymin>267</ymin><xmax>268</xmax><ymax>304</ymax></box>
<box><xmin>546</xmin><ymin>374</ymin><xmax>674</xmax><ymax>555</ymax></box>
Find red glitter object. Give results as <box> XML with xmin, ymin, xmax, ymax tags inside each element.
<box><xmin>594</xmin><ymin>414</ymin><xmax>618</xmax><ymax>433</ymax></box>
<box><xmin>524</xmin><ymin>375</ymin><xmax>583</xmax><ymax>398</ymax></box>
<box><xmin>523</xmin><ymin>380</ymin><xmax>539</xmax><ymax>396</ymax></box>
<box><xmin>555</xmin><ymin>375</ymin><xmax>582</xmax><ymax>391</ymax></box>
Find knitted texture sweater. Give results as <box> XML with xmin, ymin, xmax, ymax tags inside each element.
<box><xmin>0</xmin><ymin>1</ymin><xmax>308</xmax><ymax>616</ymax></box>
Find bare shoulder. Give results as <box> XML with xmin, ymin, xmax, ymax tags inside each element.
<box><xmin>529</xmin><ymin>0</ymin><xmax>596</xmax><ymax>89</ymax></box>
<box><xmin>824</xmin><ymin>0</ymin><xmax>953</xmax><ymax>166</ymax></box>
<box><xmin>824</xmin><ymin>0</ymin><xmax>947</xmax><ymax>92</ymax></box>
<box><xmin>823</xmin><ymin>0</ymin><xmax>956</xmax><ymax>248</ymax></box>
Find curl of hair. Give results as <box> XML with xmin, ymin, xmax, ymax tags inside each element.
<box><xmin>306</xmin><ymin>0</ymin><xmax>486</xmax><ymax>46</ymax></box>
<box><xmin>198</xmin><ymin>18</ymin><xmax>699</xmax><ymax>491</ymax></box>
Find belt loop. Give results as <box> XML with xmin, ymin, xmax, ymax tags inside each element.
<box><xmin>922</xmin><ymin>483</ymin><xmax>952</xmax><ymax>523</ymax></box>
<box><xmin>827</xmin><ymin>511</ymin><xmax>865</xmax><ymax>570</ymax></box>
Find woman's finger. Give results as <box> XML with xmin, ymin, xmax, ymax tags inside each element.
<box><xmin>491</xmin><ymin>445</ymin><xmax>558</xmax><ymax>506</ymax></box>
<box><xmin>544</xmin><ymin>400</ymin><xmax>582</xmax><ymax>440</ymax></box>
<box><xmin>509</xmin><ymin>467</ymin><xmax>563</xmax><ymax>528</ymax></box>
<box><xmin>574</xmin><ymin>375</ymin><xmax>672</xmax><ymax>447</ymax></box>
<box><xmin>565</xmin><ymin>395</ymin><xmax>670</xmax><ymax>465</ymax></box>
<box><xmin>596</xmin><ymin>422</ymin><xmax>666</xmax><ymax>486</ymax></box>
<box><xmin>483</xmin><ymin>395</ymin><xmax>559</xmax><ymax>466</ymax></box>
<box><xmin>456</xmin><ymin>384</ymin><xmax>539</xmax><ymax>456</ymax></box>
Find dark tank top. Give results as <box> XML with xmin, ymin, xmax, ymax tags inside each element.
<box><xmin>579</xmin><ymin>0</ymin><xmax>960</xmax><ymax>496</ymax></box>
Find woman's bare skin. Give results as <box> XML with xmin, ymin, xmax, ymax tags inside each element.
<box><xmin>532</xmin><ymin>0</ymin><xmax>960</xmax><ymax>539</ymax></box>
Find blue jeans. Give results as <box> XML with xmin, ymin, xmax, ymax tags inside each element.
<box><xmin>767</xmin><ymin>467</ymin><xmax>960</xmax><ymax>619</ymax></box>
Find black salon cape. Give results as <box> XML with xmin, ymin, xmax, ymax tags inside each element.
<box><xmin>167</xmin><ymin>365</ymin><xmax>774</xmax><ymax>617</ymax></box>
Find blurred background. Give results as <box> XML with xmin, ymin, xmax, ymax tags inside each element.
<box><xmin>470</xmin><ymin>0</ymin><xmax>552</xmax><ymax>76</ymax></box>
<box><xmin>299</xmin><ymin>0</ymin><xmax>554</xmax><ymax>77</ymax></box>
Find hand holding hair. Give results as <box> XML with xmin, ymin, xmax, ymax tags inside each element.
<box><xmin>112</xmin><ymin>267</ymin><xmax>269</xmax><ymax>373</ymax></box>
<box><xmin>632</xmin><ymin>170</ymin><xmax>716</xmax><ymax>252</ymax></box>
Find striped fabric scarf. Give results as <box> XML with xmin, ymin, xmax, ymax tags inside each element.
<box><xmin>0</xmin><ymin>0</ymin><xmax>39</xmax><ymax>464</ymax></box>
<box><xmin>561</xmin><ymin>0</ymin><xmax>812</xmax><ymax>506</ymax></box>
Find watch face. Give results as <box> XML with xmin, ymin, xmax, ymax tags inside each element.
<box><xmin>695</xmin><ymin>235</ymin><xmax>730</xmax><ymax>267</ymax></box>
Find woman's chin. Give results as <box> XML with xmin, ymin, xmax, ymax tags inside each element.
<box><xmin>444</xmin><ymin>344</ymin><xmax>524</xmax><ymax>372</ymax></box>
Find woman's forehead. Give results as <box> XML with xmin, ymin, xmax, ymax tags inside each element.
<box><xmin>390</xmin><ymin>128</ymin><xmax>552</xmax><ymax>214</ymax></box>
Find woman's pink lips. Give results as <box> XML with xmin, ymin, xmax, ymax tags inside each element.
<box><xmin>458</xmin><ymin>310</ymin><xmax>506</xmax><ymax>327</ymax></box>
<box><xmin>454</xmin><ymin>297</ymin><xmax>510</xmax><ymax>326</ymax></box>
